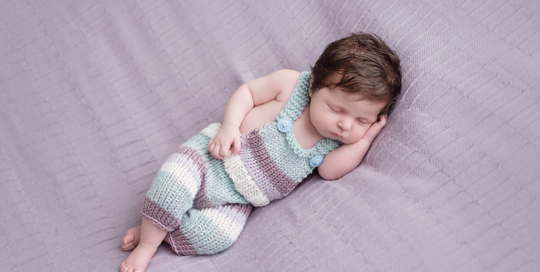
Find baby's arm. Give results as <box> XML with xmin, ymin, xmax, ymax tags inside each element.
<box><xmin>208</xmin><ymin>69</ymin><xmax>300</xmax><ymax>160</ymax></box>
<box><xmin>317</xmin><ymin>115</ymin><xmax>387</xmax><ymax>180</ymax></box>
<box><xmin>207</xmin><ymin>83</ymin><xmax>253</xmax><ymax>160</ymax></box>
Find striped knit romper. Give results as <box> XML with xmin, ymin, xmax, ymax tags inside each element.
<box><xmin>141</xmin><ymin>71</ymin><xmax>342</xmax><ymax>255</ymax></box>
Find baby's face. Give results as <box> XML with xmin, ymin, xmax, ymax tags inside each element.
<box><xmin>309</xmin><ymin>87</ymin><xmax>386</xmax><ymax>144</ymax></box>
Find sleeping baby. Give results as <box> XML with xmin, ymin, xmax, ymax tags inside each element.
<box><xmin>120</xmin><ymin>32</ymin><xmax>402</xmax><ymax>272</ymax></box>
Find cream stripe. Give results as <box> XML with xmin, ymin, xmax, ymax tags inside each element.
<box><xmin>200</xmin><ymin>208</ymin><xmax>244</xmax><ymax>239</ymax></box>
<box><xmin>224</xmin><ymin>154</ymin><xmax>269</xmax><ymax>207</ymax></box>
<box><xmin>201</xmin><ymin>123</ymin><xmax>269</xmax><ymax>207</ymax></box>
<box><xmin>201</xmin><ymin>123</ymin><xmax>222</xmax><ymax>138</ymax></box>
<box><xmin>159</xmin><ymin>161</ymin><xmax>199</xmax><ymax>198</ymax></box>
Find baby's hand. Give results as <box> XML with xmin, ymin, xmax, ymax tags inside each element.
<box><xmin>361</xmin><ymin>114</ymin><xmax>387</xmax><ymax>143</ymax></box>
<box><xmin>208</xmin><ymin>124</ymin><xmax>241</xmax><ymax>160</ymax></box>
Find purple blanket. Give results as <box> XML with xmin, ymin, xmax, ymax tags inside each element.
<box><xmin>1</xmin><ymin>0</ymin><xmax>539</xmax><ymax>271</ymax></box>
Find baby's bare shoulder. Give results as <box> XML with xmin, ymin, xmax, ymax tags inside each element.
<box><xmin>272</xmin><ymin>69</ymin><xmax>302</xmax><ymax>103</ymax></box>
<box><xmin>273</xmin><ymin>69</ymin><xmax>301</xmax><ymax>83</ymax></box>
<box><xmin>274</xmin><ymin>69</ymin><xmax>301</xmax><ymax>78</ymax></box>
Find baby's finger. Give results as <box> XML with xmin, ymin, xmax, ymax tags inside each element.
<box><xmin>220</xmin><ymin>143</ymin><xmax>232</xmax><ymax>158</ymax></box>
<box><xmin>372</xmin><ymin>115</ymin><xmax>387</xmax><ymax>129</ymax></box>
<box><xmin>377</xmin><ymin>116</ymin><xmax>387</xmax><ymax>128</ymax></box>
<box><xmin>212</xmin><ymin>143</ymin><xmax>222</xmax><ymax>160</ymax></box>
<box><xmin>233</xmin><ymin>136</ymin><xmax>241</xmax><ymax>155</ymax></box>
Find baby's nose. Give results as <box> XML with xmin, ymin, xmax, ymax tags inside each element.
<box><xmin>338</xmin><ymin>120</ymin><xmax>351</xmax><ymax>131</ymax></box>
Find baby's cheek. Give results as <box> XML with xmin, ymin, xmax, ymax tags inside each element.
<box><xmin>353</xmin><ymin>128</ymin><xmax>367</xmax><ymax>141</ymax></box>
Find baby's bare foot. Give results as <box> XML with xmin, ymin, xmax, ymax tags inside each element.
<box><xmin>122</xmin><ymin>226</ymin><xmax>141</xmax><ymax>251</ymax></box>
<box><xmin>120</xmin><ymin>243</ymin><xmax>156</xmax><ymax>272</ymax></box>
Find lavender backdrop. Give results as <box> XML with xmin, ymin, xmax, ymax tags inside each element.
<box><xmin>1</xmin><ymin>0</ymin><xmax>539</xmax><ymax>271</ymax></box>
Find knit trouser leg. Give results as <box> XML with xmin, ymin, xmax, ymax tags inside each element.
<box><xmin>167</xmin><ymin>203</ymin><xmax>253</xmax><ymax>255</ymax></box>
<box><xmin>141</xmin><ymin>146</ymin><xmax>207</xmax><ymax>232</ymax></box>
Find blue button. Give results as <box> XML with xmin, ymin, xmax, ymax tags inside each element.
<box><xmin>310</xmin><ymin>156</ymin><xmax>323</xmax><ymax>167</ymax></box>
<box><xmin>277</xmin><ymin>118</ymin><xmax>292</xmax><ymax>133</ymax></box>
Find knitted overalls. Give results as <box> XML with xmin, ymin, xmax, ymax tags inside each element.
<box><xmin>141</xmin><ymin>72</ymin><xmax>341</xmax><ymax>255</ymax></box>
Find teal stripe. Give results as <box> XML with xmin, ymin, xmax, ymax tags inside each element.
<box><xmin>179</xmin><ymin>209</ymin><xmax>235</xmax><ymax>255</ymax></box>
<box><xmin>258</xmin><ymin>71</ymin><xmax>341</xmax><ymax>182</ymax></box>
<box><xmin>146</xmin><ymin>167</ymin><xmax>197</xmax><ymax>221</ymax></box>
<box><xmin>182</xmin><ymin>130</ymin><xmax>249</xmax><ymax>206</ymax></box>
<box><xmin>258</xmin><ymin>126</ymin><xmax>313</xmax><ymax>182</ymax></box>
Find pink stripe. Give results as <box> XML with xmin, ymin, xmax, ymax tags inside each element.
<box><xmin>238</xmin><ymin>141</ymin><xmax>282</xmax><ymax>200</ymax></box>
<box><xmin>140</xmin><ymin>197</ymin><xmax>180</xmax><ymax>232</ymax></box>
<box><xmin>174</xmin><ymin>146</ymin><xmax>213</xmax><ymax>208</ymax></box>
<box><xmin>240</xmin><ymin>131</ymin><xmax>298</xmax><ymax>199</ymax></box>
<box><xmin>168</xmin><ymin>228</ymin><xmax>199</xmax><ymax>256</ymax></box>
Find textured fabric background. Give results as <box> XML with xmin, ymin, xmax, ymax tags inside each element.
<box><xmin>1</xmin><ymin>0</ymin><xmax>539</xmax><ymax>271</ymax></box>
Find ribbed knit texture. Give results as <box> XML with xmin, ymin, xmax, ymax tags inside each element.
<box><xmin>168</xmin><ymin>204</ymin><xmax>252</xmax><ymax>255</ymax></box>
<box><xmin>141</xmin><ymin>131</ymin><xmax>250</xmax><ymax>255</ymax></box>
<box><xmin>224</xmin><ymin>71</ymin><xmax>342</xmax><ymax>206</ymax></box>
<box><xmin>141</xmin><ymin>71</ymin><xmax>341</xmax><ymax>254</ymax></box>
<box><xmin>4</xmin><ymin>0</ymin><xmax>539</xmax><ymax>270</ymax></box>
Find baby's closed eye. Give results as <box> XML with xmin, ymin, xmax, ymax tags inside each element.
<box><xmin>328</xmin><ymin>104</ymin><xmax>342</xmax><ymax>113</ymax></box>
<box><xmin>356</xmin><ymin>118</ymin><xmax>371</xmax><ymax>125</ymax></box>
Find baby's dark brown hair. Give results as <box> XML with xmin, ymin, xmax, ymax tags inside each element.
<box><xmin>311</xmin><ymin>32</ymin><xmax>402</xmax><ymax>117</ymax></box>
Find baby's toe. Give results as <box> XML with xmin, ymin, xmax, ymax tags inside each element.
<box><xmin>123</xmin><ymin>233</ymin><xmax>134</xmax><ymax>245</ymax></box>
<box><xmin>121</xmin><ymin>263</ymin><xmax>133</xmax><ymax>272</ymax></box>
<box><xmin>122</xmin><ymin>242</ymin><xmax>133</xmax><ymax>250</ymax></box>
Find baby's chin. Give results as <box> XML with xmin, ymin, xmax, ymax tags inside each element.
<box><xmin>338</xmin><ymin>138</ymin><xmax>356</xmax><ymax>144</ymax></box>
<box><xmin>324</xmin><ymin>134</ymin><xmax>350</xmax><ymax>144</ymax></box>
<box><xmin>323</xmin><ymin>132</ymin><xmax>341</xmax><ymax>141</ymax></box>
